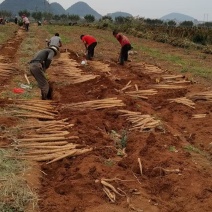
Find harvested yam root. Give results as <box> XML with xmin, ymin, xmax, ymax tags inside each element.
<box><xmin>61</xmin><ymin>98</ymin><xmax>125</xmax><ymax>110</ymax></box>
<box><xmin>118</xmin><ymin>110</ymin><xmax>163</xmax><ymax>132</ymax></box>
<box><xmin>100</xmin><ymin>178</ymin><xmax>124</xmax><ymax>203</ymax></box>
<box><xmin>168</xmin><ymin>97</ymin><xmax>195</xmax><ymax>108</ymax></box>
<box><xmin>188</xmin><ymin>91</ymin><xmax>212</xmax><ymax>101</ymax></box>
<box><xmin>100</xmin><ymin>178</ymin><xmax>143</xmax><ymax>211</ymax></box>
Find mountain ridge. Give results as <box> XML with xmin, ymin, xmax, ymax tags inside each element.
<box><xmin>0</xmin><ymin>0</ymin><xmax>131</xmax><ymax>18</ymax></box>
<box><xmin>66</xmin><ymin>1</ymin><xmax>102</xmax><ymax>19</ymax></box>
<box><xmin>0</xmin><ymin>0</ymin><xmax>199</xmax><ymax>22</ymax></box>
<box><xmin>160</xmin><ymin>12</ymin><xmax>197</xmax><ymax>22</ymax></box>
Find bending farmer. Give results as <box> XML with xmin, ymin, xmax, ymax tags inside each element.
<box><xmin>113</xmin><ymin>30</ymin><xmax>132</xmax><ymax>65</ymax></box>
<box><xmin>29</xmin><ymin>46</ymin><xmax>60</xmax><ymax>100</ymax></box>
<box><xmin>80</xmin><ymin>34</ymin><xmax>97</xmax><ymax>60</ymax></box>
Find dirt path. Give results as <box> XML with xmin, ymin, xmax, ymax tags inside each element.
<box><xmin>0</xmin><ymin>26</ymin><xmax>211</xmax><ymax>212</ymax></box>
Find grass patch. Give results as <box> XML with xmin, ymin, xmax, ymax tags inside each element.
<box><xmin>0</xmin><ymin>25</ymin><xmax>19</xmax><ymax>44</ymax></box>
<box><xmin>44</xmin><ymin>25</ymin><xmax>72</xmax><ymax>44</ymax></box>
<box><xmin>183</xmin><ymin>145</ymin><xmax>203</xmax><ymax>154</ymax></box>
<box><xmin>169</xmin><ymin>146</ymin><xmax>178</xmax><ymax>152</ymax></box>
<box><xmin>104</xmin><ymin>158</ymin><xmax>115</xmax><ymax>167</ymax></box>
<box><xmin>110</xmin><ymin>130</ymin><xmax>128</xmax><ymax>157</ymax></box>
<box><xmin>0</xmin><ymin>149</ymin><xmax>38</xmax><ymax>212</ymax></box>
<box><xmin>17</xmin><ymin>26</ymin><xmax>41</xmax><ymax>73</ymax></box>
<box><xmin>139</xmin><ymin>45</ymin><xmax>212</xmax><ymax>80</ymax></box>
<box><xmin>0</xmin><ymin>90</ymin><xmax>34</xmax><ymax>100</ymax></box>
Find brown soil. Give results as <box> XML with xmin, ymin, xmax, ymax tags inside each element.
<box><xmin>0</xmin><ymin>26</ymin><xmax>211</xmax><ymax>212</ymax></box>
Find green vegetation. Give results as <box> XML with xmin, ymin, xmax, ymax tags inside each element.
<box><xmin>0</xmin><ymin>149</ymin><xmax>38</xmax><ymax>212</ymax></box>
<box><xmin>183</xmin><ymin>145</ymin><xmax>203</xmax><ymax>154</ymax></box>
<box><xmin>110</xmin><ymin>130</ymin><xmax>128</xmax><ymax>157</ymax></box>
<box><xmin>169</xmin><ymin>146</ymin><xmax>178</xmax><ymax>152</ymax></box>
<box><xmin>139</xmin><ymin>45</ymin><xmax>212</xmax><ymax>80</ymax></box>
<box><xmin>0</xmin><ymin>25</ymin><xmax>19</xmax><ymax>44</ymax></box>
<box><xmin>17</xmin><ymin>26</ymin><xmax>42</xmax><ymax>74</ymax></box>
<box><xmin>0</xmin><ymin>90</ymin><xmax>34</xmax><ymax>100</ymax></box>
<box><xmin>84</xmin><ymin>14</ymin><xmax>95</xmax><ymax>23</ymax></box>
<box><xmin>44</xmin><ymin>25</ymin><xmax>72</xmax><ymax>44</ymax></box>
<box><xmin>104</xmin><ymin>158</ymin><xmax>115</xmax><ymax>167</ymax></box>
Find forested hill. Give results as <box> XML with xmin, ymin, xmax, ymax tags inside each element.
<box><xmin>0</xmin><ymin>0</ymin><xmax>52</xmax><ymax>14</ymax></box>
<box><xmin>0</xmin><ymin>0</ymin><xmax>102</xmax><ymax>17</ymax></box>
<box><xmin>0</xmin><ymin>0</ymin><xmax>133</xmax><ymax>18</ymax></box>
<box><xmin>160</xmin><ymin>12</ymin><xmax>197</xmax><ymax>22</ymax></box>
<box><xmin>66</xmin><ymin>1</ymin><xmax>102</xmax><ymax>19</ymax></box>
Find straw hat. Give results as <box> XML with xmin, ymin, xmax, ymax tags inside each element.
<box><xmin>49</xmin><ymin>46</ymin><xmax>60</xmax><ymax>59</ymax></box>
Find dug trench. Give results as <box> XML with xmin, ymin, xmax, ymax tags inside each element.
<box><xmin>0</xmin><ymin>29</ymin><xmax>25</xmax><ymax>92</ymax></box>
<box><xmin>0</xmin><ymin>30</ymin><xmax>211</xmax><ymax>212</ymax></box>
<box><xmin>37</xmin><ymin>50</ymin><xmax>212</xmax><ymax>211</ymax></box>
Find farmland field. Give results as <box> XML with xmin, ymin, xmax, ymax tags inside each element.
<box><xmin>0</xmin><ymin>23</ymin><xmax>212</xmax><ymax>212</ymax></box>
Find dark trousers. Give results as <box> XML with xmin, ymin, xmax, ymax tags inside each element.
<box><xmin>29</xmin><ymin>62</ymin><xmax>50</xmax><ymax>100</ymax></box>
<box><xmin>25</xmin><ymin>23</ymin><xmax>29</xmax><ymax>31</ymax></box>
<box><xmin>120</xmin><ymin>44</ymin><xmax>132</xmax><ymax>65</ymax></box>
<box><xmin>87</xmin><ymin>42</ymin><xmax>97</xmax><ymax>60</ymax></box>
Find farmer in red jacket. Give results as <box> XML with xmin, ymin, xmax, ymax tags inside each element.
<box><xmin>113</xmin><ymin>30</ymin><xmax>132</xmax><ymax>65</ymax></box>
<box><xmin>80</xmin><ymin>35</ymin><xmax>97</xmax><ymax>60</ymax></box>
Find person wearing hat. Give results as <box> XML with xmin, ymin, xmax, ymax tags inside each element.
<box><xmin>113</xmin><ymin>30</ymin><xmax>132</xmax><ymax>65</ymax></box>
<box><xmin>80</xmin><ymin>34</ymin><xmax>97</xmax><ymax>60</ymax></box>
<box><xmin>29</xmin><ymin>47</ymin><xmax>60</xmax><ymax>100</ymax></box>
<box><xmin>47</xmin><ymin>33</ymin><xmax>62</xmax><ymax>49</ymax></box>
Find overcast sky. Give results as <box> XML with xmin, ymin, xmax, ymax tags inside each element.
<box><xmin>0</xmin><ymin>0</ymin><xmax>211</xmax><ymax>21</ymax></box>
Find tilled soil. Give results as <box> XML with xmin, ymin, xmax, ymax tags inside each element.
<box><xmin>0</xmin><ymin>26</ymin><xmax>211</xmax><ymax>212</ymax></box>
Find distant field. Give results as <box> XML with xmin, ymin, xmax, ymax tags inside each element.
<box><xmin>0</xmin><ymin>23</ymin><xmax>211</xmax><ymax>81</ymax></box>
<box><xmin>42</xmin><ymin>25</ymin><xmax>212</xmax><ymax>81</ymax></box>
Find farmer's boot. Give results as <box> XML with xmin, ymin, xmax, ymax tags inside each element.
<box><xmin>119</xmin><ymin>57</ymin><xmax>124</xmax><ymax>65</ymax></box>
<box><xmin>41</xmin><ymin>91</ymin><xmax>48</xmax><ymax>100</ymax></box>
<box><xmin>47</xmin><ymin>87</ymin><xmax>52</xmax><ymax>100</ymax></box>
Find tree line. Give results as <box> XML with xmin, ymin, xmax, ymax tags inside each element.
<box><xmin>1</xmin><ymin>9</ymin><xmax>212</xmax><ymax>28</ymax></box>
<box><xmin>1</xmin><ymin>9</ymin><xmax>211</xmax><ymax>51</ymax></box>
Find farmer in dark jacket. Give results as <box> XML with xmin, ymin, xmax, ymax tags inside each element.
<box><xmin>80</xmin><ymin>34</ymin><xmax>97</xmax><ymax>60</ymax></box>
<box><xmin>29</xmin><ymin>46</ymin><xmax>60</xmax><ymax>100</ymax></box>
<box><xmin>113</xmin><ymin>30</ymin><xmax>132</xmax><ymax>65</ymax></box>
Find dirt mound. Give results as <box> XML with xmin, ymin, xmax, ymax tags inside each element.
<box><xmin>36</xmin><ymin>50</ymin><xmax>212</xmax><ymax>212</ymax></box>
<box><xmin>0</xmin><ymin>27</ymin><xmax>211</xmax><ymax>212</ymax></box>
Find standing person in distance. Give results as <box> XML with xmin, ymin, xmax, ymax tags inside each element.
<box><xmin>47</xmin><ymin>33</ymin><xmax>62</xmax><ymax>50</ymax></box>
<box><xmin>80</xmin><ymin>34</ymin><xmax>97</xmax><ymax>60</ymax></box>
<box><xmin>22</xmin><ymin>14</ymin><xmax>30</xmax><ymax>31</ymax></box>
<box><xmin>14</xmin><ymin>16</ymin><xmax>18</xmax><ymax>24</ymax></box>
<box><xmin>29</xmin><ymin>46</ymin><xmax>60</xmax><ymax>100</ymax></box>
<box><xmin>113</xmin><ymin>30</ymin><xmax>132</xmax><ymax>65</ymax></box>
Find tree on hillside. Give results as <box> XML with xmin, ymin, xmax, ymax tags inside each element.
<box><xmin>18</xmin><ymin>10</ymin><xmax>30</xmax><ymax>17</ymax></box>
<box><xmin>60</xmin><ymin>14</ymin><xmax>68</xmax><ymax>21</ymax></box>
<box><xmin>180</xmin><ymin>21</ymin><xmax>193</xmax><ymax>27</ymax></box>
<box><xmin>68</xmin><ymin>14</ymin><xmax>80</xmax><ymax>22</ymax></box>
<box><xmin>198</xmin><ymin>22</ymin><xmax>212</xmax><ymax>28</ymax></box>
<box><xmin>144</xmin><ymin>18</ymin><xmax>163</xmax><ymax>26</ymax></box>
<box><xmin>101</xmin><ymin>15</ymin><xmax>113</xmax><ymax>22</ymax></box>
<box><xmin>84</xmin><ymin>14</ymin><xmax>95</xmax><ymax>23</ymax></box>
<box><xmin>43</xmin><ymin>12</ymin><xmax>53</xmax><ymax>21</ymax></box>
<box><xmin>31</xmin><ymin>11</ymin><xmax>42</xmax><ymax>21</ymax></box>
<box><xmin>205</xmin><ymin>22</ymin><xmax>212</xmax><ymax>27</ymax></box>
<box><xmin>115</xmin><ymin>16</ymin><xmax>132</xmax><ymax>24</ymax></box>
<box><xmin>167</xmin><ymin>20</ymin><xmax>176</xmax><ymax>26</ymax></box>
<box><xmin>0</xmin><ymin>10</ymin><xmax>12</xmax><ymax>19</ymax></box>
<box><xmin>53</xmin><ymin>15</ymin><xmax>60</xmax><ymax>21</ymax></box>
<box><xmin>115</xmin><ymin>16</ymin><xmax>125</xmax><ymax>24</ymax></box>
